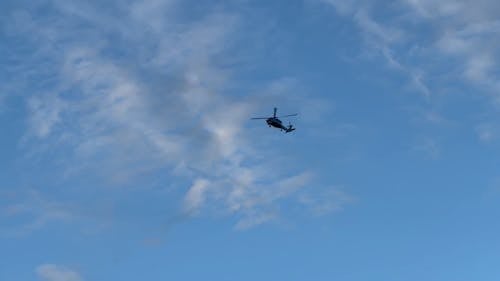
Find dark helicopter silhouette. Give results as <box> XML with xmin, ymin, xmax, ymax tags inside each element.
<box><xmin>251</xmin><ymin>107</ymin><xmax>297</xmax><ymax>133</ymax></box>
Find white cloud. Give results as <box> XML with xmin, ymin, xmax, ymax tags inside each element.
<box><xmin>320</xmin><ymin>0</ymin><xmax>500</xmax><ymax>152</ymax></box>
<box><xmin>298</xmin><ymin>187</ymin><xmax>354</xmax><ymax>216</ymax></box>
<box><xmin>235</xmin><ymin>211</ymin><xmax>277</xmax><ymax>230</ymax></box>
<box><xmin>322</xmin><ymin>0</ymin><xmax>431</xmax><ymax>97</ymax></box>
<box><xmin>36</xmin><ymin>264</ymin><xmax>82</xmax><ymax>281</ymax></box>
<box><xmin>27</xmin><ymin>94</ymin><xmax>66</xmax><ymax>138</ymax></box>
<box><xmin>1</xmin><ymin>190</ymin><xmax>76</xmax><ymax>235</ymax></box>
<box><xmin>6</xmin><ymin>0</ymin><xmax>344</xmax><ymax>230</ymax></box>
<box><xmin>476</xmin><ymin>123</ymin><xmax>500</xmax><ymax>143</ymax></box>
<box><xmin>322</xmin><ymin>0</ymin><xmax>500</xmax><ymax>99</ymax></box>
<box><xmin>353</xmin><ymin>9</ymin><xmax>403</xmax><ymax>45</ymax></box>
<box><xmin>405</xmin><ymin>0</ymin><xmax>464</xmax><ymax>18</ymax></box>
<box><xmin>183</xmin><ymin>179</ymin><xmax>210</xmax><ymax>214</ymax></box>
<box><xmin>404</xmin><ymin>0</ymin><xmax>500</xmax><ymax>104</ymax></box>
<box><xmin>413</xmin><ymin>137</ymin><xmax>440</xmax><ymax>159</ymax></box>
<box><xmin>130</xmin><ymin>0</ymin><xmax>175</xmax><ymax>32</ymax></box>
<box><xmin>321</xmin><ymin>0</ymin><xmax>362</xmax><ymax>16</ymax></box>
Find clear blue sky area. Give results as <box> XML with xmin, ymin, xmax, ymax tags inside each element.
<box><xmin>2</xmin><ymin>0</ymin><xmax>500</xmax><ymax>280</ymax></box>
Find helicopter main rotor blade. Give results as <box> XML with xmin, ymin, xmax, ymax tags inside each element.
<box><xmin>250</xmin><ymin>117</ymin><xmax>269</xmax><ymax>120</ymax></box>
<box><xmin>278</xmin><ymin>114</ymin><xmax>298</xmax><ymax>118</ymax></box>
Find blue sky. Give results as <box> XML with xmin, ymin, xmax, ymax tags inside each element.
<box><xmin>2</xmin><ymin>0</ymin><xmax>500</xmax><ymax>280</ymax></box>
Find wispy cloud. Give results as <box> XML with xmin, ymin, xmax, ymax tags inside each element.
<box><xmin>1</xmin><ymin>190</ymin><xmax>76</xmax><ymax>235</ymax></box>
<box><xmin>322</xmin><ymin>0</ymin><xmax>431</xmax><ymax>97</ymax></box>
<box><xmin>322</xmin><ymin>0</ymin><xmax>500</xmax><ymax>99</ymax></box>
<box><xmin>298</xmin><ymin>187</ymin><xmax>354</xmax><ymax>216</ymax></box>
<box><xmin>36</xmin><ymin>264</ymin><xmax>83</xmax><ymax>281</ymax></box>
<box><xmin>3</xmin><ymin>0</ymin><xmax>346</xmax><ymax>231</ymax></box>
<box><xmin>320</xmin><ymin>0</ymin><xmax>500</xmax><ymax>157</ymax></box>
<box><xmin>476</xmin><ymin>123</ymin><xmax>500</xmax><ymax>143</ymax></box>
<box><xmin>412</xmin><ymin>137</ymin><xmax>441</xmax><ymax>159</ymax></box>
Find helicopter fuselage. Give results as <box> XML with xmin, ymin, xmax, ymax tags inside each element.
<box><xmin>266</xmin><ymin>117</ymin><xmax>284</xmax><ymax>129</ymax></box>
<box><xmin>266</xmin><ymin>117</ymin><xmax>295</xmax><ymax>132</ymax></box>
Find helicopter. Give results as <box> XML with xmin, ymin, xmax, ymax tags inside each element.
<box><xmin>251</xmin><ymin>107</ymin><xmax>298</xmax><ymax>133</ymax></box>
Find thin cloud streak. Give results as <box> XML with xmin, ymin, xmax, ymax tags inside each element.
<box><xmin>36</xmin><ymin>264</ymin><xmax>83</xmax><ymax>281</ymax></box>
<box><xmin>1</xmin><ymin>190</ymin><xmax>76</xmax><ymax>236</ymax></box>
<box><xmin>322</xmin><ymin>0</ymin><xmax>432</xmax><ymax>97</ymax></box>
